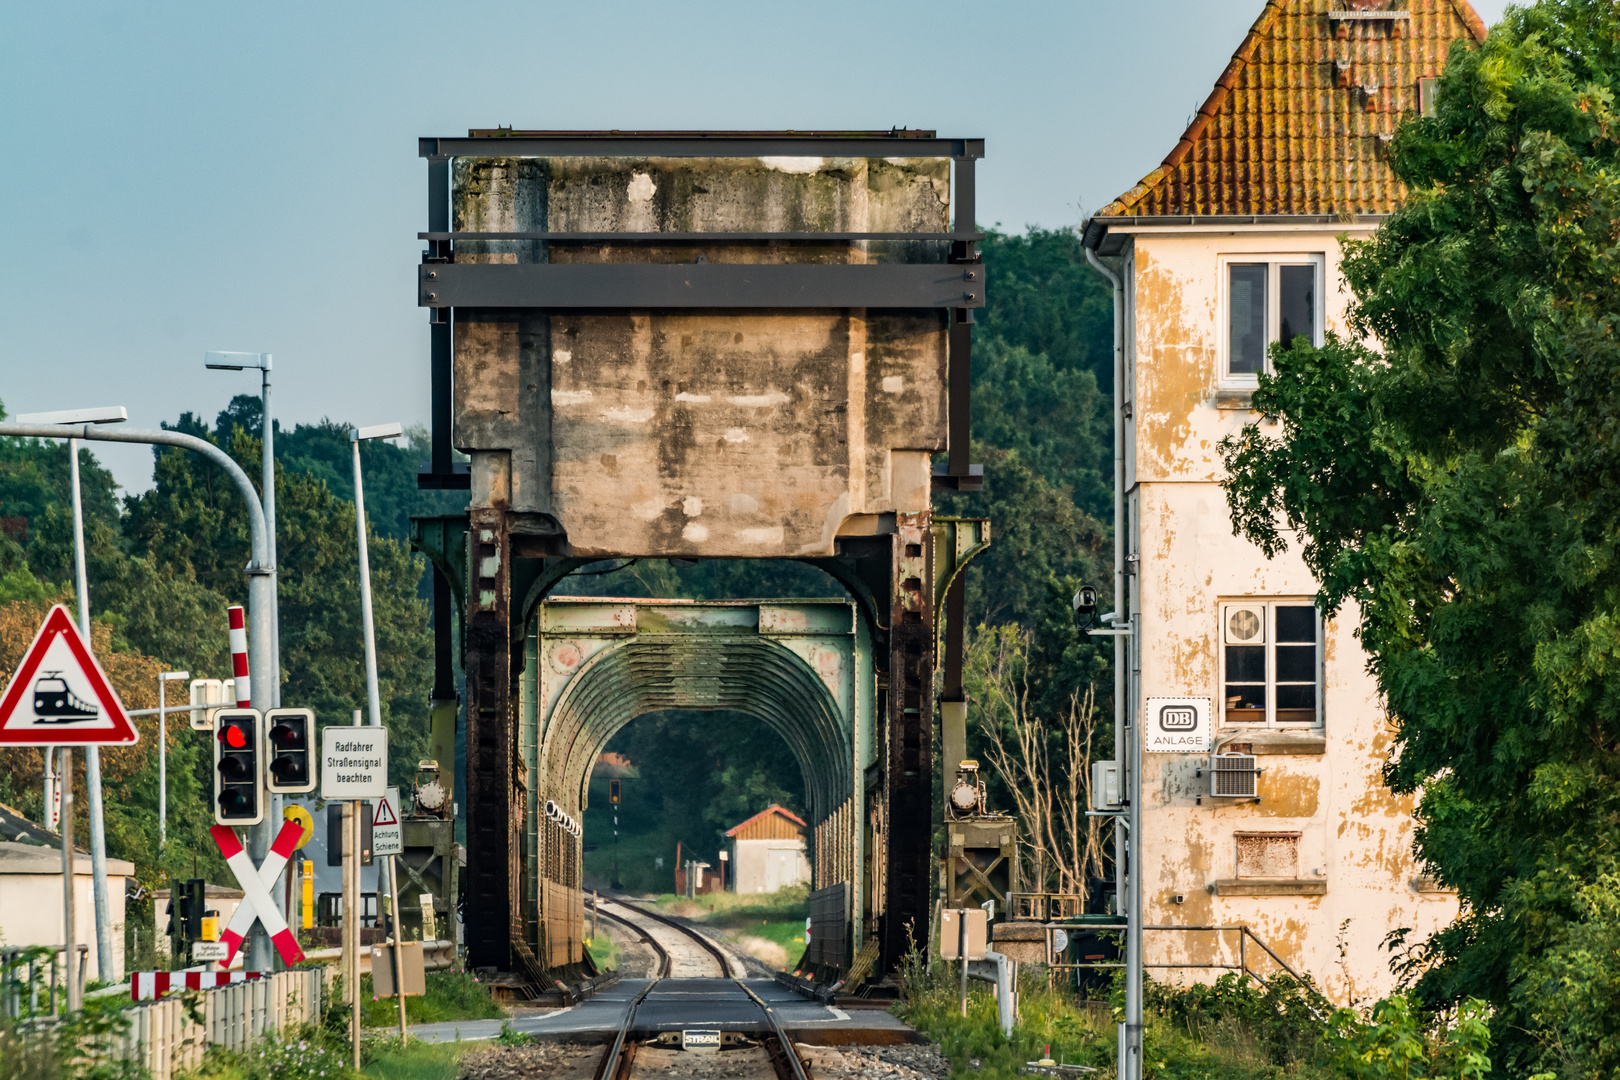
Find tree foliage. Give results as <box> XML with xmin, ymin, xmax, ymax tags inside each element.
<box><xmin>1219</xmin><ymin>1</ymin><xmax>1620</xmax><ymax>1070</ymax></box>
<box><xmin>0</xmin><ymin>394</ymin><xmax>441</xmax><ymax>894</ymax></box>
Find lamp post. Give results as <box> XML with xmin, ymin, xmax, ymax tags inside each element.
<box><xmin>204</xmin><ymin>351</ymin><xmax>285</xmax><ymax>934</ymax></box>
<box><xmin>203</xmin><ymin>352</ymin><xmax>279</xmax><ymax>709</ymax></box>
<box><xmin>16</xmin><ymin>405</ymin><xmax>125</xmax><ymax>987</ymax></box>
<box><xmin>156</xmin><ymin>671</ymin><xmax>191</xmax><ymax>847</ymax></box>
<box><xmin>352</xmin><ymin>423</ymin><xmax>403</xmax><ymax>935</ymax></box>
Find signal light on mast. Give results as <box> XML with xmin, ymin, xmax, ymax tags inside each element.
<box><xmin>213</xmin><ymin>709</ymin><xmax>264</xmax><ymax>825</ymax></box>
<box><xmin>265</xmin><ymin>708</ymin><xmax>316</xmax><ymax>794</ymax></box>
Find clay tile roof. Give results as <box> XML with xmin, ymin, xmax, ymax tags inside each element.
<box><xmin>724</xmin><ymin>804</ymin><xmax>808</xmax><ymax>837</ymax></box>
<box><xmin>1096</xmin><ymin>0</ymin><xmax>1486</xmax><ymax>220</ymax></box>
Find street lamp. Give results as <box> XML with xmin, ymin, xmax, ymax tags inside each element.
<box><xmin>16</xmin><ymin>405</ymin><xmax>125</xmax><ymax>989</ymax></box>
<box><xmin>203</xmin><ymin>352</ymin><xmax>280</xmax><ymax>708</ymax></box>
<box><xmin>352</xmin><ymin>422</ymin><xmax>403</xmax><ymax>934</ymax></box>
<box><xmin>156</xmin><ymin>671</ymin><xmax>190</xmax><ymax>846</ymax></box>
<box><xmin>205</xmin><ymin>351</ymin><xmax>285</xmax><ymax>938</ymax></box>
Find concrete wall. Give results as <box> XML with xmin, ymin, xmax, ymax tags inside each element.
<box><xmin>730</xmin><ymin>836</ymin><xmax>811</xmax><ymax>895</ymax></box>
<box><xmin>451</xmin><ymin>155</ymin><xmax>951</xmax><ymax>557</ymax></box>
<box><xmin>1117</xmin><ymin>224</ymin><xmax>1458</xmax><ymax>1003</ymax></box>
<box><xmin>0</xmin><ymin>845</ymin><xmax>130</xmax><ymax>980</ymax></box>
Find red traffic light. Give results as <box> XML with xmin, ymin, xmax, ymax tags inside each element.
<box><xmin>220</xmin><ymin>723</ymin><xmax>249</xmax><ymax>749</ymax></box>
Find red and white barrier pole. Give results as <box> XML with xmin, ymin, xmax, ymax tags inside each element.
<box><xmin>228</xmin><ymin>605</ymin><xmax>251</xmax><ymax>706</ymax></box>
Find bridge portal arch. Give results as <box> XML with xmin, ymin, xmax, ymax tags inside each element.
<box><xmin>518</xmin><ymin>597</ymin><xmax>874</xmax><ymax>970</ymax></box>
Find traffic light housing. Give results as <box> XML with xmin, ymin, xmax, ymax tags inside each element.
<box><xmin>165</xmin><ymin>879</ymin><xmax>189</xmax><ymax>940</ymax></box>
<box><xmin>213</xmin><ymin>709</ymin><xmax>264</xmax><ymax>825</ymax></box>
<box><xmin>265</xmin><ymin>708</ymin><xmax>316</xmax><ymax>794</ymax></box>
<box><xmin>184</xmin><ymin>877</ymin><xmax>205</xmax><ymax>940</ymax></box>
<box><xmin>609</xmin><ymin>778</ymin><xmax>621</xmax><ymax>805</ymax></box>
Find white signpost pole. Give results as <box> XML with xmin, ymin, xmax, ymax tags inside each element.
<box><xmin>322</xmin><ymin>716</ymin><xmax>386</xmax><ymax>1071</ymax></box>
<box><xmin>60</xmin><ymin>746</ymin><xmax>77</xmax><ymax>1011</ymax></box>
<box><xmin>371</xmin><ymin>786</ymin><xmax>407</xmax><ymax>1042</ymax></box>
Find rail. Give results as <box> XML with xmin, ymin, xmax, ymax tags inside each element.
<box><xmin>593</xmin><ymin>897</ymin><xmax>809</xmax><ymax>1080</ymax></box>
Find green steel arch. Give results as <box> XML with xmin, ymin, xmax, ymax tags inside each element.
<box><xmin>517</xmin><ymin>597</ymin><xmax>874</xmax><ymax>967</ymax></box>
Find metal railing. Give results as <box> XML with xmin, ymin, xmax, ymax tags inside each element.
<box><xmin>1045</xmin><ymin>923</ymin><xmax>1312</xmax><ymax>988</ymax></box>
<box><xmin>1</xmin><ymin>944</ymin><xmax>88</xmax><ymax>1020</ymax></box>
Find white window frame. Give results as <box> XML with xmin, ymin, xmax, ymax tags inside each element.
<box><xmin>1217</xmin><ymin>600</ymin><xmax>1324</xmax><ymax>729</ymax></box>
<box><xmin>1218</xmin><ymin>253</ymin><xmax>1327</xmax><ymax>386</ymax></box>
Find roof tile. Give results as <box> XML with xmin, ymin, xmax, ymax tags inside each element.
<box><xmin>1099</xmin><ymin>0</ymin><xmax>1486</xmax><ymax>218</ymax></box>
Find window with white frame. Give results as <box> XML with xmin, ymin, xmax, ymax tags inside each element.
<box><xmin>1223</xmin><ymin>256</ymin><xmax>1324</xmax><ymax>379</ymax></box>
<box><xmin>1220</xmin><ymin>601</ymin><xmax>1322</xmax><ymax>726</ymax></box>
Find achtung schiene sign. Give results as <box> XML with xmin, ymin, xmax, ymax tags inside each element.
<box><xmin>1144</xmin><ymin>697</ymin><xmax>1211</xmax><ymax>753</ymax></box>
<box><xmin>321</xmin><ymin>727</ymin><xmax>388</xmax><ymax>800</ymax></box>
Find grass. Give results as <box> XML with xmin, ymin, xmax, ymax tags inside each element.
<box><xmin>362</xmin><ymin>1036</ymin><xmax>467</xmax><ymax>1080</ymax></box>
<box><xmin>586</xmin><ymin>929</ymin><xmax>619</xmax><ymax>971</ymax></box>
<box><xmin>644</xmin><ymin>887</ymin><xmax>811</xmax><ymax>969</ymax></box>
<box><xmin>896</xmin><ymin>956</ymin><xmax>1339</xmax><ymax>1080</ymax></box>
<box><xmin>359</xmin><ymin>966</ymin><xmax>504</xmax><ymax>1028</ymax></box>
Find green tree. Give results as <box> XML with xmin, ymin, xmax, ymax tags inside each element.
<box><xmin>123</xmin><ymin>428</ymin><xmax>434</xmax><ymax>788</ymax></box>
<box><xmin>977</xmin><ymin>227</ymin><xmax>1115</xmax><ymax>392</ymax></box>
<box><xmin>1219</xmin><ymin>1</ymin><xmax>1620</xmax><ymax>1070</ymax></box>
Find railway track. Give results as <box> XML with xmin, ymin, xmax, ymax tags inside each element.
<box><xmin>591</xmin><ymin>898</ymin><xmax>809</xmax><ymax>1080</ymax></box>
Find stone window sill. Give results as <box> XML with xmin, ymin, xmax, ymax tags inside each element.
<box><xmin>1215</xmin><ymin>389</ymin><xmax>1254</xmax><ymax>410</ymax></box>
<box><xmin>1211</xmin><ymin>879</ymin><xmax>1327</xmax><ymax>897</ymax></box>
<box><xmin>1215</xmin><ymin>729</ymin><xmax>1327</xmax><ymax>756</ymax></box>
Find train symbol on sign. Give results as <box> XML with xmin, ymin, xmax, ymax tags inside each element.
<box><xmin>1158</xmin><ymin>705</ymin><xmax>1197</xmax><ymax>731</ymax></box>
<box><xmin>33</xmin><ymin>673</ymin><xmax>99</xmax><ymax>722</ymax></box>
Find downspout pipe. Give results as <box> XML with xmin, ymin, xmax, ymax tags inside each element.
<box><xmin>0</xmin><ymin>423</ymin><xmax>278</xmax><ymax>972</ymax></box>
<box><xmin>1084</xmin><ymin>244</ymin><xmax>1139</xmax><ymax>1080</ymax></box>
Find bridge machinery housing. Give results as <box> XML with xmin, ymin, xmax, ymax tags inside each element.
<box><xmin>409</xmin><ymin>131</ymin><xmax>988</xmax><ymax>984</ymax></box>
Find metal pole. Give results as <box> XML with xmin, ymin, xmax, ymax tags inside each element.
<box><xmin>260</xmin><ymin>360</ymin><xmax>287</xmax><ymax>932</ymax></box>
<box><xmin>60</xmin><ymin>747</ymin><xmax>77</xmax><ymax>1011</ymax></box>
<box><xmin>158</xmin><ymin>677</ymin><xmax>166</xmax><ymax>847</ymax></box>
<box><xmin>351</xmin><ymin>434</ymin><xmax>399</xmax><ymax>990</ymax></box>
<box><xmin>346</xmin><ymin>801</ymin><xmax>360</xmax><ymax>1071</ymax></box>
<box><xmin>0</xmin><ymin>423</ymin><xmax>276</xmax><ymax>974</ymax></box>
<box><xmin>351</xmin><ymin>436</ymin><xmax>382</xmax><ymax>729</ymax></box>
<box><xmin>1085</xmin><ymin>246</ymin><xmax>1138</xmax><ymax>1080</ymax></box>
<box><xmin>390</xmin><ymin>852</ymin><xmax>408</xmax><ymax>1043</ymax></box>
<box><xmin>959</xmin><ymin>912</ymin><xmax>969</xmax><ymax>1018</ymax></box>
<box><xmin>68</xmin><ymin>439</ymin><xmax>114</xmax><ymax>984</ymax></box>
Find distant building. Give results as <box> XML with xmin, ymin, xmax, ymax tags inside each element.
<box><xmin>0</xmin><ymin>801</ymin><xmax>132</xmax><ymax>980</ymax></box>
<box><xmin>725</xmin><ymin>805</ymin><xmax>812</xmax><ymax>894</ymax></box>
<box><xmin>1080</xmin><ymin>0</ymin><xmax>1485</xmax><ymax>1001</ymax></box>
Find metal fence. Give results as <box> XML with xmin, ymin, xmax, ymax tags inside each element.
<box><xmin>1</xmin><ymin>944</ymin><xmax>87</xmax><ymax>1018</ymax></box>
<box><xmin>1</xmin><ymin>954</ymin><xmax>327</xmax><ymax>1080</ymax></box>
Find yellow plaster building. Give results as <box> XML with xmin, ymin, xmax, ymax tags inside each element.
<box><xmin>1081</xmin><ymin>0</ymin><xmax>1485</xmax><ymax>1001</ymax></box>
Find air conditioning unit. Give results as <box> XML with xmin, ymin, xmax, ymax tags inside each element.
<box><xmin>1208</xmin><ymin>753</ymin><xmax>1260</xmax><ymax>799</ymax></box>
<box><xmin>1090</xmin><ymin>761</ymin><xmax>1122</xmax><ymax>811</ymax></box>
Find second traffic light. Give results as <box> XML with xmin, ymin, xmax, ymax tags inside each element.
<box><xmin>266</xmin><ymin>708</ymin><xmax>316</xmax><ymax>794</ymax></box>
<box><xmin>213</xmin><ymin>709</ymin><xmax>264</xmax><ymax>825</ymax></box>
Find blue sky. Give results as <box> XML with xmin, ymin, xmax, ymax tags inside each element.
<box><xmin>0</xmin><ymin>0</ymin><xmax>1512</xmax><ymax>495</ymax></box>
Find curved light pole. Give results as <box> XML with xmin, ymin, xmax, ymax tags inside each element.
<box><xmin>0</xmin><ymin>421</ymin><xmax>277</xmax><ymax>977</ymax></box>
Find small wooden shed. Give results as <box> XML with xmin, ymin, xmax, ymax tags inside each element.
<box><xmin>725</xmin><ymin>805</ymin><xmax>811</xmax><ymax>894</ymax></box>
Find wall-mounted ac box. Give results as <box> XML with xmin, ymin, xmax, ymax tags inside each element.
<box><xmin>1090</xmin><ymin>761</ymin><xmax>1122</xmax><ymax>811</ymax></box>
<box><xmin>1208</xmin><ymin>753</ymin><xmax>1261</xmax><ymax>799</ymax></box>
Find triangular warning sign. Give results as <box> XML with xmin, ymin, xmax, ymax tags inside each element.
<box><xmin>0</xmin><ymin>605</ymin><xmax>137</xmax><ymax>746</ymax></box>
<box><xmin>372</xmin><ymin>794</ymin><xmax>399</xmax><ymax>828</ymax></box>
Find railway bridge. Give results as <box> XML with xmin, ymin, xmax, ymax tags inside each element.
<box><xmin>407</xmin><ymin>130</ymin><xmax>988</xmax><ymax>985</ymax></box>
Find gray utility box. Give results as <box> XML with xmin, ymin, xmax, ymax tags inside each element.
<box><xmin>1090</xmin><ymin>761</ymin><xmax>1122</xmax><ymax>811</ymax></box>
